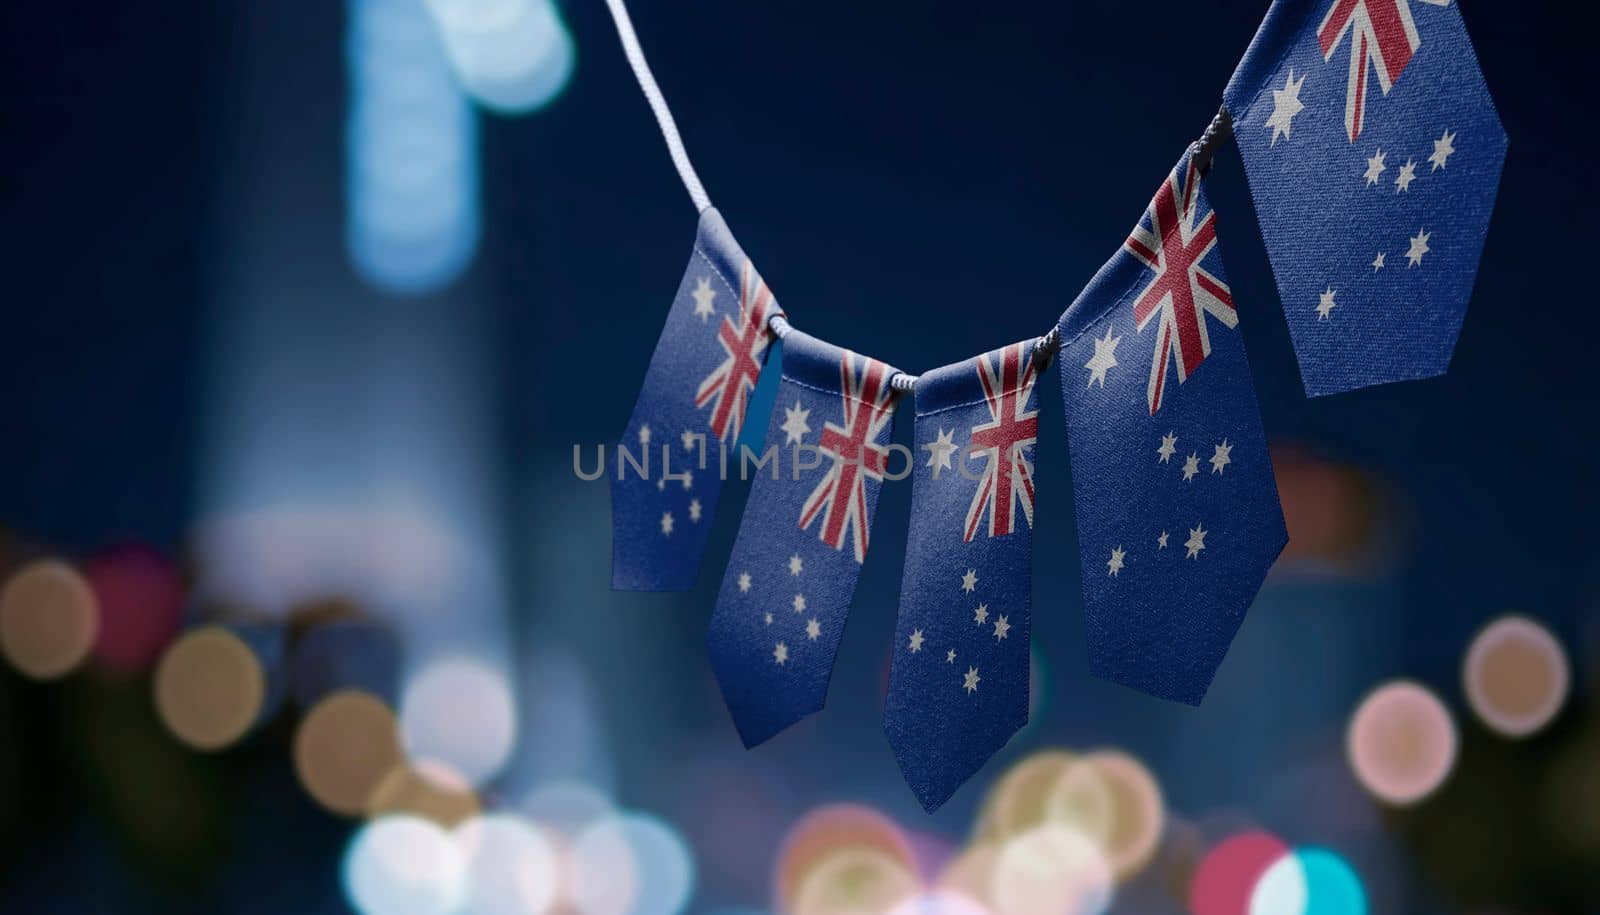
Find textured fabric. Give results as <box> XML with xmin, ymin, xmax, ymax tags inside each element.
<box><xmin>1057</xmin><ymin>150</ymin><xmax>1287</xmax><ymax>705</ymax></box>
<box><xmin>885</xmin><ymin>341</ymin><xmax>1039</xmax><ymax>812</ymax></box>
<box><xmin>1224</xmin><ymin>0</ymin><xmax>1506</xmax><ymax>396</ymax></box>
<box><xmin>612</xmin><ymin>208</ymin><xmax>784</xmax><ymax>590</ymax></box>
<box><xmin>706</xmin><ymin>330</ymin><xmax>901</xmax><ymax>746</ymax></box>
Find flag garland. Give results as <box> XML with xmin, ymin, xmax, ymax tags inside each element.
<box><xmin>604</xmin><ymin>0</ymin><xmax>1504</xmax><ymax>809</ymax></box>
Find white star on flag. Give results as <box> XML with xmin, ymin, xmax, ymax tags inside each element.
<box><xmin>1363</xmin><ymin>149</ymin><xmax>1387</xmax><ymax>187</ymax></box>
<box><xmin>973</xmin><ymin>603</ymin><xmax>989</xmax><ymax>625</ymax></box>
<box><xmin>773</xmin><ymin>642</ymin><xmax>788</xmax><ymax>665</ymax></box>
<box><xmin>789</xmin><ymin>554</ymin><xmax>803</xmax><ymax>576</ymax></box>
<box><xmin>1210</xmin><ymin>440</ymin><xmax>1233</xmax><ymax>475</ymax></box>
<box><xmin>923</xmin><ymin>427</ymin><xmax>957</xmax><ymax>476</ymax></box>
<box><xmin>638</xmin><ymin>424</ymin><xmax>652</xmax><ymax>445</ymax></box>
<box><xmin>946</xmin><ymin>649</ymin><xmax>956</xmax><ymax>663</ymax></box>
<box><xmin>1107</xmin><ymin>546</ymin><xmax>1125</xmax><ymax>577</ymax></box>
<box><xmin>738</xmin><ymin>571</ymin><xmax>751</xmax><ymax>592</ymax></box>
<box><xmin>1158</xmin><ymin>531</ymin><xmax>1169</xmax><ymax>550</ymax></box>
<box><xmin>691</xmin><ymin>276</ymin><xmax>717</xmax><ymax>321</ymax></box>
<box><xmin>993</xmin><ymin>615</ymin><xmax>1010</xmax><ymax>641</ymax></box>
<box><xmin>1372</xmin><ymin>252</ymin><xmax>1386</xmax><ymax>272</ymax></box>
<box><xmin>961</xmin><ymin>569</ymin><xmax>977</xmax><ymax>593</ymax></box>
<box><xmin>1395</xmin><ymin>159</ymin><xmax>1417</xmax><ymax>193</ymax></box>
<box><xmin>781</xmin><ymin>401</ymin><xmax>811</xmax><ymax>444</ymax></box>
<box><xmin>1185</xmin><ymin>524</ymin><xmax>1208</xmax><ymax>559</ymax></box>
<box><xmin>1182</xmin><ymin>453</ymin><xmax>1200</xmax><ymax>482</ymax></box>
<box><xmin>1157</xmin><ymin>432</ymin><xmax>1177</xmax><ymax>464</ymax></box>
<box><xmin>1406</xmin><ymin>229</ymin><xmax>1432</xmax><ymax>267</ymax></box>
<box><xmin>660</xmin><ymin>512</ymin><xmax>674</xmax><ymax>535</ymax></box>
<box><xmin>1084</xmin><ymin>327</ymin><xmax>1121</xmax><ymax>388</ymax></box>
<box><xmin>689</xmin><ymin>499</ymin><xmax>702</xmax><ymax>522</ymax></box>
<box><xmin>1316</xmin><ymin>287</ymin><xmax>1337</xmax><ymax>321</ymax></box>
<box><xmin>1265</xmin><ymin>68</ymin><xmax>1306</xmax><ymax>146</ymax></box>
<box><xmin>806</xmin><ymin>618</ymin><xmax>821</xmax><ymax>640</ymax></box>
<box><xmin>1428</xmin><ymin>128</ymin><xmax>1457</xmax><ymax>171</ymax></box>
<box><xmin>963</xmin><ymin>666</ymin><xmax>981</xmax><ymax>694</ymax></box>
<box><xmin>792</xmin><ymin>593</ymin><xmax>806</xmax><ymax>613</ymax></box>
<box><xmin>908</xmin><ymin>629</ymin><xmax>925</xmax><ymax>653</ymax></box>
<box><xmin>681</xmin><ymin>429</ymin><xmax>698</xmax><ymax>451</ymax></box>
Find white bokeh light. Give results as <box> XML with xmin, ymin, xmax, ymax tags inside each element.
<box><xmin>570</xmin><ymin>813</ymin><xmax>695</xmax><ymax>915</ymax></box>
<box><xmin>344</xmin><ymin>814</ymin><xmax>468</xmax><ymax>915</ymax></box>
<box><xmin>455</xmin><ymin>813</ymin><xmax>561</xmax><ymax>915</ymax></box>
<box><xmin>425</xmin><ymin>0</ymin><xmax>575</xmax><ymax>113</ymax></box>
<box><xmin>401</xmin><ymin>656</ymin><xmax>517</xmax><ymax>786</ymax></box>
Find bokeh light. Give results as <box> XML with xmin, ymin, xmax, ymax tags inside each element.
<box><xmin>400</xmin><ymin>656</ymin><xmax>517</xmax><ymax>787</ymax></box>
<box><xmin>425</xmin><ymin>0</ymin><xmax>576</xmax><ymax>114</ymax></box>
<box><xmin>990</xmin><ymin>825</ymin><xmax>1114</xmax><ymax>915</ymax></box>
<box><xmin>1042</xmin><ymin>757</ymin><xmax>1115</xmax><ymax>850</ymax></box>
<box><xmin>788</xmin><ymin>846</ymin><xmax>921</xmax><ymax>915</ymax></box>
<box><xmin>1251</xmin><ymin>847</ymin><xmax>1367</xmax><ymax>915</ymax></box>
<box><xmin>295</xmin><ymin>688</ymin><xmax>406</xmax><ymax>816</ymax></box>
<box><xmin>569</xmin><ymin>813</ymin><xmax>695</xmax><ymax>915</ymax></box>
<box><xmin>369</xmin><ymin>757</ymin><xmax>482</xmax><ymax>827</ymax></box>
<box><xmin>347</xmin><ymin>0</ymin><xmax>480</xmax><ymax>294</ymax></box>
<box><xmin>454</xmin><ymin>813</ymin><xmax>561</xmax><ymax>915</ymax></box>
<box><xmin>888</xmin><ymin>890</ymin><xmax>992</xmax><ymax>915</ymax></box>
<box><xmin>1295</xmin><ymin>848</ymin><xmax>1366</xmax><ymax>915</ymax></box>
<box><xmin>522</xmin><ymin>780</ymin><xmax>615</xmax><ymax>837</ymax></box>
<box><xmin>153</xmin><ymin>625</ymin><xmax>268</xmax><ymax>751</ymax></box>
<box><xmin>1248</xmin><ymin>851</ymin><xmax>1307</xmax><ymax>915</ymax></box>
<box><xmin>1189</xmin><ymin>830</ymin><xmax>1290</xmax><ymax>915</ymax></box>
<box><xmin>83</xmin><ymin>544</ymin><xmax>184</xmax><ymax>674</ymax></box>
<box><xmin>291</xmin><ymin>618</ymin><xmax>402</xmax><ymax>707</ymax></box>
<box><xmin>0</xmin><ymin>558</ymin><xmax>99</xmax><ymax>679</ymax></box>
<box><xmin>935</xmin><ymin>841</ymin><xmax>1000</xmax><ymax>905</ymax></box>
<box><xmin>1346</xmin><ymin>681</ymin><xmax>1457</xmax><ymax>806</ymax></box>
<box><xmin>344</xmin><ymin>814</ymin><xmax>468</xmax><ymax>915</ymax></box>
<box><xmin>776</xmin><ymin>804</ymin><xmax>915</xmax><ymax>914</ymax></box>
<box><xmin>1057</xmin><ymin>751</ymin><xmax>1165</xmax><ymax>881</ymax></box>
<box><xmin>1463</xmin><ymin>615</ymin><xmax>1569</xmax><ymax>738</ymax></box>
<box><xmin>976</xmin><ymin>750</ymin><xmax>1078</xmax><ymax>841</ymax></box>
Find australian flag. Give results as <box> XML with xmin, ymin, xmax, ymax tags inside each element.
<box><xmin>1224</xmin><ymin>0</ymin><xmax>1506</xmax><ymax>395</ymax></box>
<box><xmin>612</xmin><ymin>208</ymin><xmax>783</xmax><ymax>591</ymax></box>
<box><xmin>705</xmin><ymin>330</ymin><xmax>901</xmax><ymax>746</ymax></box>
<box><xmin>886</xmin><ymin>341</ymin><xmax>1039</xmax><ymax>812</ymax></box>
<box><xmin>1058</xmin><ymin>150</ymin><xmax>1287</xmax><ymax>705</ymax></box>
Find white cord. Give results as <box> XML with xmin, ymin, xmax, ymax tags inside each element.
<box><xmin>605</xmin><ymin>2</ymin><xmax>1225</xmax><ymax>392</ymax></box>
<box><xmin>603</xmin><ymin>0</ymin><xmax>713</xmax><ymax>213</ymax></box>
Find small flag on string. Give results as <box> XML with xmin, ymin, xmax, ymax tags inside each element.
<box><xmin>886</xmin><ymin>340</ymin><xmax>1040</xmax><ymax>812</ymax></box>
<box><xmin>1057</xmin><ymin>151</ymin><xmax>1287</xmax><ymax>704</ymax></box>
<box><xmin>1224</xmin><ymin>0</ymin><xmax>1506</xmax><ymax>395</ymax></box>
<box><xmin>706</xmin><ymin>330</ymin><xmax>901</xmax><ymax>746</ymax></box>
<box><xmin>612</xmin><ymin>208</ymin><xmax>783</xmax><ymax>591</ymax></box>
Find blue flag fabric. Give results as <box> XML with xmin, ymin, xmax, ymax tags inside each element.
<box><xmin>885</xmin><ymin>341</ymin><xmax>1040</xmax><ymax>812</ymax></box>
<box><xmin>1224</xmin><ymin>0</ymin><xmax>1506</xmax><ymax>396</ymax></box>
<box><xmin>706</xmin><ymin>330</ymin><xmax>902</xmax><ymax>746</ymax></box>
<box><xmin>612</xmin><ymin>208</ymin><xmax>784</xmax><ymax>591</ymax></box>
<box><xmin>1058</xmin><ymin>151</ymin><xmax>1287</xmax><ymax>705</ymax></box>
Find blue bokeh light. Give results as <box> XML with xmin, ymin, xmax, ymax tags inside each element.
<box><xmin>347</xmin><ymin>0</ymin><xmax>480</xmax><ymax>295</ymax></box>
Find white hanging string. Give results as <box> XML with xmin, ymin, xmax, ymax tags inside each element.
<box><xmin>603</xmin><ymin>0</ymin><xmax>712</xmax><ymax>212</ymax></box>
<box><xmin>602</xmin><ymin>0</ymin><xmax>1228</xmax><ymax>392</ymax></box>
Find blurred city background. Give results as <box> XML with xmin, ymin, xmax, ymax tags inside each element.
<box><xmin>0</xmin><ymin>1</ymin><xmax>1593</xmax><ymax>913</ymax></box>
